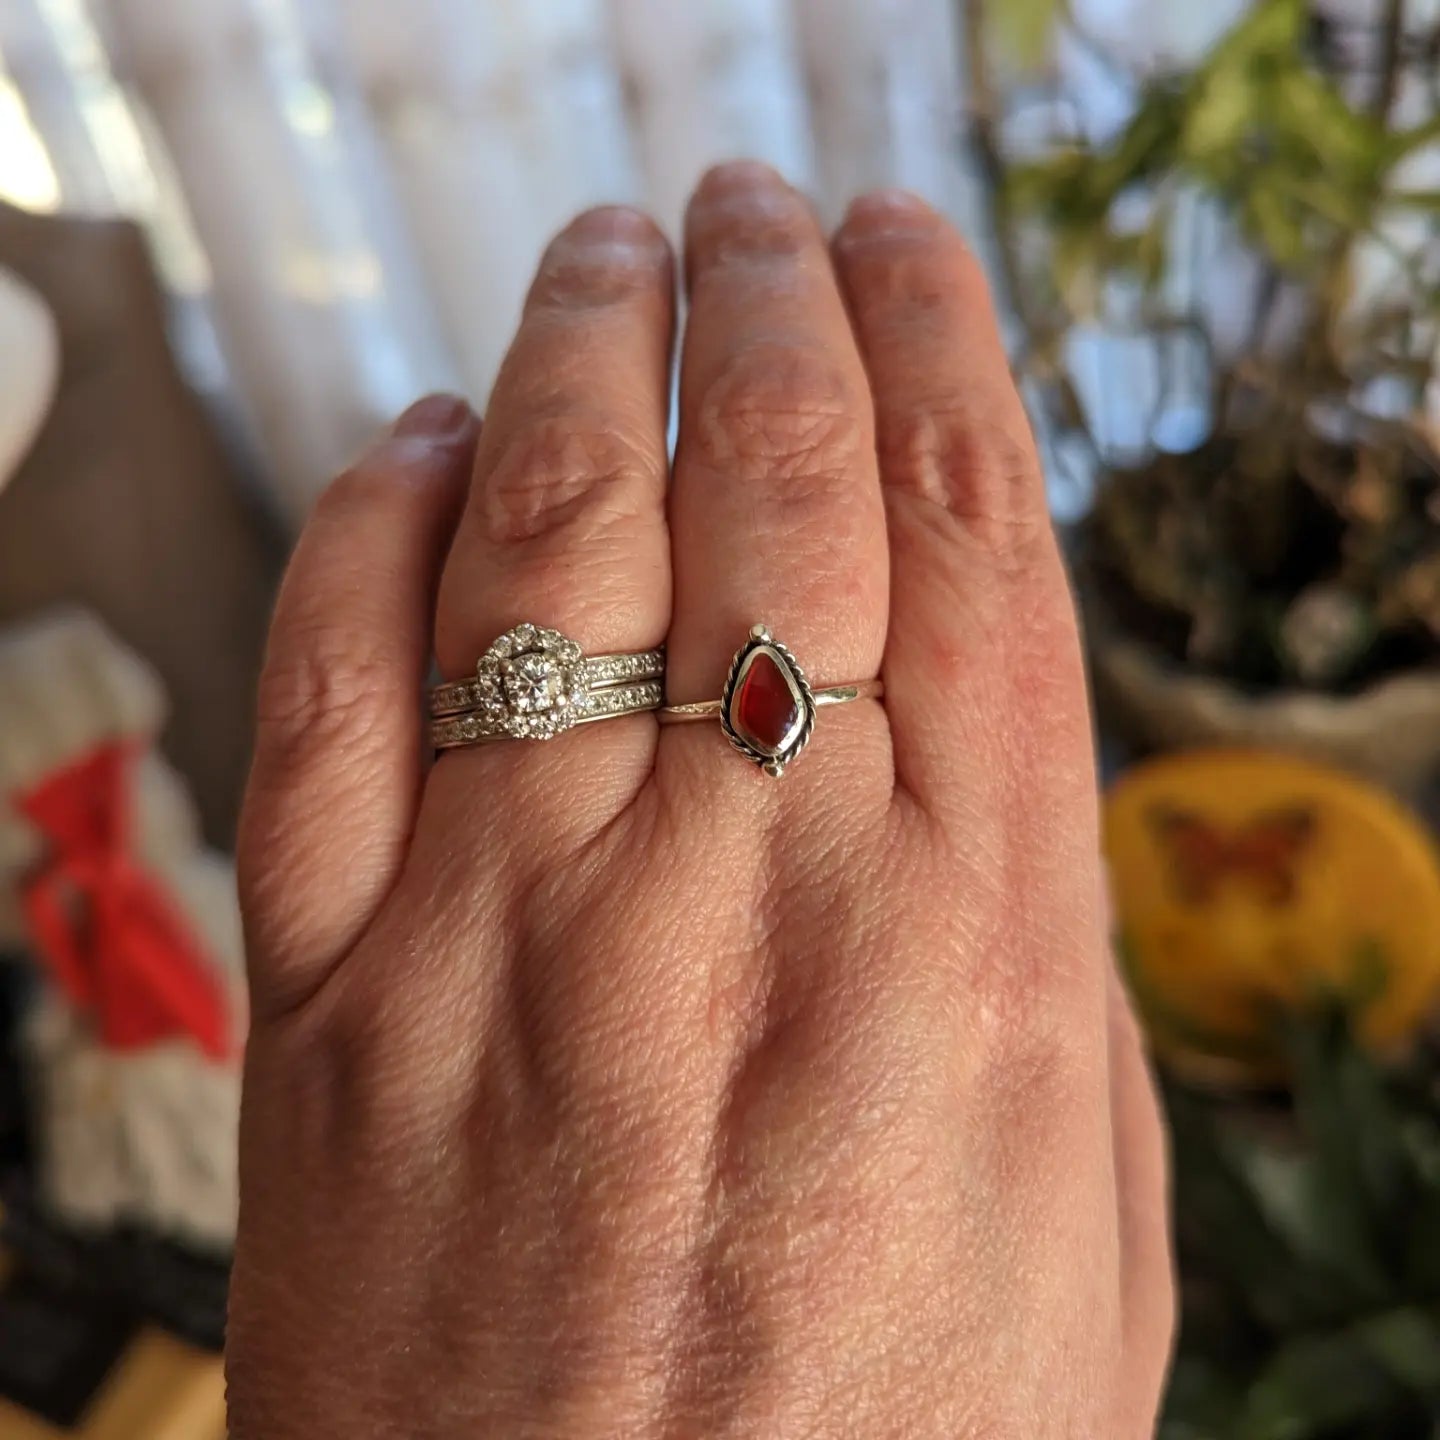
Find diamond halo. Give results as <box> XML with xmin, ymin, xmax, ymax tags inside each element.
<box><xmin>474</xmin><ymin>624</ymin><xmax>590</xmax><ymax>740</ymax></box>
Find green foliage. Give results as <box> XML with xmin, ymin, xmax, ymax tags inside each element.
<box><xmin>1007</xmin><ymin>0</ymin><xmax>1440</xmax><ymax>312</ymax></box>
<box><xmin>1163</xmin><ymin>1010</ymin><xmax>1440</xmax><ymax>1438</ymax></box>
<box><xmin>983</xmin><ymin>0</ymin><xmax>1063</xmax><ymax>70</ymax></box>
<box><xmin>985</xmin><ymin>0</ymin><xmax>1440</xmax><ymax>690</ymax></box>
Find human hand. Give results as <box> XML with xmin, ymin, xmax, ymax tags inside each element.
<box><xmin>226</xmin><ymin>162</ymin><xmax>1172</xmax><ymax>1439</ymax></box>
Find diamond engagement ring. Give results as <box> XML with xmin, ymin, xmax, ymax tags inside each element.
<box><xmin>429</xmin><ymin>623</ymin><xmax>664</xmax><ymax>749</ymax></box>
<box><xmin>657</xmin><ymin>624</ymin><xmax>883</xmax><ymax>778</ymax></box>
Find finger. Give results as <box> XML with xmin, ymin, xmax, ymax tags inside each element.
<box><xmin>239</xmin><ymin>396</ymin><xmax>476</xmax><ymax>1019</ymax></box>
<box><xmin>435</xmin><ymin>206</ymin><xmax>674</xmax><ymax>675</ymax></box>
<box><xmin>832</xmin><ymin>191</ymin><xmax>1089</xmax><ymax>817</ymax></box>
<box><xmin>1107</xmin><ymin>967</ymin><xmax>1174</xmax><ymax>1413</ymax></box>
<box><xmin>666</xmin><ymin>163</ymin><xmax>888</xmax><ymax>765</ymax></box>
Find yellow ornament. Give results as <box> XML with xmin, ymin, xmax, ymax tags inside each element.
<box><xmin>1104</xmin><ymin>749</ymin><xmax>1440</xmax><ymax>1084</ymax></box>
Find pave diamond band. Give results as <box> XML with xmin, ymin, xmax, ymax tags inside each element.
<box><xmin>428</xmin><ymin>624</ymin><xmax>664</xmax><ymax>749</ymax></box>
<box><xmin>431</xmin><ymin>680</ymin><xmax>664</xmax><ymax>750</ymax></box>
<box><xmin>430</xmin><ymin>644</ymin><xmax>665</xmax><ymax>718</ymax></box>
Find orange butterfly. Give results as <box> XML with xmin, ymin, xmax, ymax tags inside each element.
<box><xmin>1147</xmin><ymin>804</ymin><xmax>1317</xmax><ymax>908</ymax></box>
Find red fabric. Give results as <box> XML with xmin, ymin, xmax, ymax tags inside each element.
<box><xmin>15</xmin><ymin>742</ymin><xmax>232</xmax><ymax>1059</ymax></box>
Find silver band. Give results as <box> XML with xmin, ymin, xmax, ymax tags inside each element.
<box><xmin>658</xmin><ymin>682</ymin><xmax>882</xmax><ymax>722</ymax></box>
<box><xmin>431</xmin><ymin>647</ymin><xmax>665</xmax><ymax>718</ymax></box>
<box><xmin>431</xmin><ymin>680</ymin><xmax>663</xmax><ymax>750</ymax></box>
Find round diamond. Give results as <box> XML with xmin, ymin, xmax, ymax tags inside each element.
<box><xmin>503</xmin><ymin>651</ymin><xmax>567</xmax><ymax>713</ymax></box>
<box><xmin>477</xmin><ymin>624</ymin><xmax>591</xmax><ymax>739</ymax></box>
<box><xmin>473</xmin><ymin>674</ymin><xmax>505</xmax><ymax>716</ymax></box>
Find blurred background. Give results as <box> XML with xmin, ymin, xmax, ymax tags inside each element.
<box><xmin>0</xmin><ymin>1</ymin><xmax>1438</xmax><ymax>1435</ymax></box>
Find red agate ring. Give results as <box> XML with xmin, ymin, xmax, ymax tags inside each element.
<box><xmin>658</xmin><ymin>624</ymin><xmax>884</xmax><ymax>778</ymax></box>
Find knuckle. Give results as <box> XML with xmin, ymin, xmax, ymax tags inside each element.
<box><xmin>692</xmin><ymin>343</ymin><xmax>867</xmax><ymax>502</ymax></box>
<box><xmin>952</xmin><ymin>859</ymin><xmax>1097</xmax><ymax>1083</ymax></box>
<box><xmin>985</xmin><ymin>579</ymin><xmax>1090</xmax><ymax>766</ymax></box>
<box><xmin>254</xmin><ymin>621</ymin><xmax>391</xmax><ymax>758</ymax></box>
<box><xmin>242</xmin><ymin>988</ymin><xmax>397</xmax><ymax>1182</ymax></box>
<box><xmin>259</xmin><ymin>969</ymin><xmax>454</xmax><ymax>1161</ymax></box>
<box><xmin>973</xmin><ymin>993</ymin><xmax>1092</xmax><ymax>1145</ymax></box>
<box><xmin>480</xmin><ymin>411</ymin><xmax>661</xmax><ymax>547</ymax></box>
<box><xmin>878</xmin><ymin>403</ymin><xmax>1049</xmax><ymax>566</ymax></box>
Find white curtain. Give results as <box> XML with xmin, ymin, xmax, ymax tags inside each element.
<box><xmin>0</xmin><ymin>0</ymin><xmax>1432</xmax><ymax>526</ymax></box>
<box><xmin>0</xmin><ymin>0</ymin><xmax>985</xmax><ymax>523</ymax></box>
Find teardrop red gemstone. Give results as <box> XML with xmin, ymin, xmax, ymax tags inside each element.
<box><xmin>732</xmin><ymin>649</ymin><xmax>801</xmax><ymax>754</ymax></box>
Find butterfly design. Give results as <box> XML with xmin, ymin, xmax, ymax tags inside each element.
<box><xmin>1147</xmin><ymin>804</ymin><xmax>1317</xmax><ymax>908</ymax></box>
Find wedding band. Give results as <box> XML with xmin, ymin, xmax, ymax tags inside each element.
<box><xmin>657</xmin><ymin>624</ymin><xmax>883</xmax><ymax>778</ymax></box>
<box><xmin>429</xmin><ymin>623</ymin><xmax>663</xmax><ymax>749</ymax></box>
<box><xmin>431</xmin><ymin>631</ymin><xmax>664</xmax><ymax>717</ymax></box>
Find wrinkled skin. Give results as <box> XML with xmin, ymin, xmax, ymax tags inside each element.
<box><xmin>227</xmin><ymin>164</ymin><xmax>1172</xmax><ymax>1439</ymax></box>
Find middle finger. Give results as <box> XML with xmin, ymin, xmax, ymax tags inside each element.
<box><xmin>665</xmin><ymin>163</ymin><xmax>889</xmax><ymax>744</ymax></box>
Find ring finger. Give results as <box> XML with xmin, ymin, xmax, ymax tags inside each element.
<box><xmin>665</xmin><ymin>163</ymin><xmax>889</xmax><ymax>786</ymax></box>
<box><xmin>434</xmin><ymin>205</ymin><xmax>675</xmax><ymax>704</ymax></box>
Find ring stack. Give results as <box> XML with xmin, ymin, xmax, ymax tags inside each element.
<box><xmin>430</xmin><ymin>623</ymin><xmax>664</xmax><ymax>750</ymax></box>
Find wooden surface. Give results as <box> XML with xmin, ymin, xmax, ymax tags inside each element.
<box><xmin>0</xmin><ymin>1201</ymin><xmax>225</xmax><ymax>1440</ymax></box>
<box><xmin>0</xmin><ymin>1328</ymin><xmax>224</xmax><ymax>1440</ymax></box>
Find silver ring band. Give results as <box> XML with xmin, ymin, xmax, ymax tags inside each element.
<box><xmin>431</xmin><ymin>646</ymin><xmax>665</xmax><ymax>718</ymax></box>
<box><xmin>431</xmin><ymin>680</ymin><xmax>663</xmax><ymax>750</ymax></box>
<box><xmin>658</xmin><ymin>682</ymin><xmax>881</xmax><ymax>723</ymax></box>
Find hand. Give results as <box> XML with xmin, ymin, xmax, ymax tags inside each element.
<box><xmin>227</xmin><ymin>163</ymin><xmax>1172</xmax><ymax>1439</ymax></box>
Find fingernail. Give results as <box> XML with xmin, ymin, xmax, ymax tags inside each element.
<box><xmin>838</xmin><ymin>189</ymin><xmax>935</xmax><ymax>242</ymax></box>
<box><xmin>392</xmin><ymin>393</ymin><xmax>475</xmax><ymax>439</ymax></box>
<box><xmin>565</xmin><ymin>205</ymin><xmax>662</xmax><ymax>247</ymax></box>
<box><xmin>551</xmin><ymin>205</ymin><xmax>670</xmax><ymax>265</ymax></box>
<box><xmin>696</xmin><ymin>159</ymin><xmax>788</xmax><ymax>200</ymax></box>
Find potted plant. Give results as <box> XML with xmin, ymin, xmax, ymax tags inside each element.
<box><xmin>971</xmin><ymin>0</ymin><xmax>1440</xmax><ymax>795</ymax></box>
<box><xmin>1162</xmin><ymin>1008</ymin><xmax>1440</xmax><ymax>1438</ymax></box>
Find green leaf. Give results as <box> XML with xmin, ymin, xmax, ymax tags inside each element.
<box><xmin>1202</xmin><ymin>0</ymin><xmax>1307</xmax><ymax>70</ymax></box>
<box><xmin>982</xmin><ymin>0</ymin><xmax>1062</xmax><ymax>69</ymax></box>
<box><xmin>1285</xmin><ymin>1007</ymin><xmax>1414</xmax><ymax>1249</ymax></box>
<box><xmin>1387</xmin><ymin>113</ymin><xmax>1440</xmax><ymax>162</ymax></box>
<box><xmin>1267</xmin><ymin>171</ymin><xmax>1372</xmax><ymax>236</ymax></box>
<box><xmin>1166</xmin><ymin>1088</ymin><xmax>1346</xmax><ymax>1331</ymax></box>
<box><xmin>1400</xmin><ymin>1119</ymin><xmax>1440</xmax><ymax>1294</ymax></box>
<box><xmin>1136</xmin><ymin>208</ymin><xmax>1169</xmax><ymax>288</ymax></box>
<box><xmin>1048</xmin><ymin>233</ymin><xmax>1093</xmax><ymax>315</ymax></box>
<box><xmin>1163</xmin><ymin>1010</ymin><xmax>1440</xmax><ymax>1437</ymax></box>
<box><xmin>1243</xmin><ymin>1146</ymin><xmax>1391</xmax><ymax>1305</ymax></box>
<box><xmin>1358</xmin><ymin>1308</ymin><xmax>1440</xmax><ymax>1394</ymax></box>
<box><xmin>1162</xmin><ymin>1354</ymin><xmax>1245</xmax><ymax>1435</ymax></box>
<box><xmin>1244</xmin><ymin>184</ymin><xmax>1310</xmax><ymax>270</ymax></box>
<box><xmin>1181</xmin><ymin>65</ymin><xmax>1256</xmax><ymax>161</ymax></box>
<box><xmin>1237</xmin><ymin>1326</ymin><xmax>1412</xmax><ymax>1439</ymax></box>
<box><xmin>1270</xmin><ymin>67</ymin><xmax>1384</xmax><ymax>177</ymax></box>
